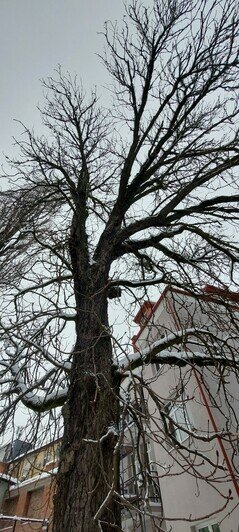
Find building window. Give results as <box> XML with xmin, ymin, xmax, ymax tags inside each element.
<box><xmin>26</xmin><ymin>488</ymin><xmax>44</xmax><ymax>518</ymax></box>
<box><xmin>21</xmin><ymin>459</ymin><xmax>32</xmax><ymax>480</ymax></box>
<box><xmin>164</xmin><ymin>397</ymin><xmax>193</xmax><ymax>444</ymax></box>
<box><xmin>122</xmin><ymin>397</ymin><xmax>149</xmax><ymax>428</ymax></box>
<box><xmin>43</xmin><ymin>449</ymin><xmax>53</xmax><ymax>465</ymax></box>
<box><xmin>154</xmin><ymin>361</ymin><xmax>161</xmax><ymax>373</ymax></box>
<box><xmin>121</xmin><ymin>440</ymin><xmax>161</xmax><ymax>504</ymax></box>
<box><xmin>152</xmin><ymin>332</ymin><xmax>165</xmax><ymax>374</ymax></box>
<box><xmin>55</xmin><ymin>444</ymin><xmax>61</xmax><ymax>461</ymax></box>
<box><xmin>2</xmin><ymin>496</ymin><xmax>19</xmax><ymax>517</ymax></box>
<box><xmin>195</xmin><ymin>523</ymin><xmax>220</xmax><ymax>532</ymax></box>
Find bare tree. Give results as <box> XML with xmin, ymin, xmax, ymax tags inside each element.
<box><xmin>1</xmin><ymin>0</ymin><xmax>239</xmax><ymax>530</ymax></box>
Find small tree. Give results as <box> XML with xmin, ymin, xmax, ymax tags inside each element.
<box><xmin>1</xmin><ymin>1</ymin><xmax>239</xmax><ymax>530</ymax></box>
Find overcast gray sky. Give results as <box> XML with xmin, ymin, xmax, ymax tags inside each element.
<box><xmin>0</xmin><ymin>0</ymin><xmax>129</xmax><ymax>442</ymax></box>
<box><xmin>0</xmin><ymin>0</ymin><xmax>126</xmax><ymax>165</ymax></box>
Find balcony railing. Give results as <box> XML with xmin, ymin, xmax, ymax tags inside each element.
<box><xmin>0</xmin><ymin>515</ymin><xmax>49</xmax><ymax>531</ymax></box>
<box><xmin>121</xmin><ymin>471</ymin><xmax>162</xmax><ymax>505</ymax></box>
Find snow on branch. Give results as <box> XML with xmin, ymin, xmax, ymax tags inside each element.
<box><xmin>118</xmin><ymin>328</ymin><xmax>239</xmax><ymax>372</ymax></box>
<box><xmin>21</xmin><ymin>385</ymin><xmax>68</xmax><ymax>412</ymax></box>
<box><xmin>109</xmin><ymin>275</ymin><xmax>166</xmax><ymax>288</ymax></box>
<box><xmin>83</xmin><ymin>424</ymin><xmax>118</xmax><ymax>445</ymax></box>
<box><xmin>2</xmin><ymin>344</ymin><xmax>68</xmax><ymax>412</ymax></box>
<box><xmin>11</xmin><ymin>363</ymin><xmax>68</xmax><ymax>412</ymax></box>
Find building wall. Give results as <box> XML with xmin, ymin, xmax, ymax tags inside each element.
<box><xmin>0</xmin><ymin>441</ymin><xmax>60</xmax><ymax>531</ymax></box>
<box><xmin>145</xmin><ymin>362</ymin><xmax>239</xmax><ymax>532</ymax></box>
<box><xmin>124</xmin><ymin>287</ymin><xmax>239</xmax><ymax>532</ymax></box>
<box><xmin>0</xmin><ymin>482</ymin><xmax>8</xmax><ymax>513</ymax></box>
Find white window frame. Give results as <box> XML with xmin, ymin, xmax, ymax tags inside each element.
<box><xmin>21</xmin><ymin>459</ymin><xmax>32</xmax><ymax>479</ymax></box>
<box><xmin>43</xmin><ymin>448</ymin><xmax>53</xmax><ymax>466</ymax></box>
<box><xmin>195</xmin><ymin>521</ymin><xmax>221</xmax><ymax>532</ymax></box>
<box><xmin>164</xmin><ymin>396</ymin><xmax>193</xmax><ymax>444</ymax></box>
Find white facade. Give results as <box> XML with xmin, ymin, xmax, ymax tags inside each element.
<box><xmin>121</xmin><ymin>286</ymin><xmax>239</xmax><ymax>532</ymax></box>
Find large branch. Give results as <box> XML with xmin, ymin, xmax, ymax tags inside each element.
<box><xmin>10</xmin><ymin>357</ymin><xmax>68</xmax><ymax>412</ymax></box>
<box><xmin>118</xmin><ymin>329</ymin><xmax>239</xmax><ymax>372</ymax></box>
<box><xmin>116</xmin><ymin>155</ymin><xmax>239</xmax><ymax>244</ymax></box>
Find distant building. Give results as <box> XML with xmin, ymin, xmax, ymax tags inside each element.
<box><xmin>0</xmin><ymin>439</ymin><xmax>60</xmax><ymax>531</ymax></box>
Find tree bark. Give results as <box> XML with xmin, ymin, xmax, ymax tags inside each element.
<box><xmin>52</xmin><ymin>285</ymin><xmax>121</xmax><ymax>531</ymax></box>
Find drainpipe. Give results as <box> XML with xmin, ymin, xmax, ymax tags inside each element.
<box><xmin>167</xmin><ymin>298</ymin><xmax>239</xmax><ymax>499</ymax></box>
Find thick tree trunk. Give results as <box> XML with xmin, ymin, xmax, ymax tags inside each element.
<box><xmin>52</xmin><ymin>291</ymin><xmax>121</xmax><ymax>531</ymax></box>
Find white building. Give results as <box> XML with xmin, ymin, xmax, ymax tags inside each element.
<box><xmin>121</xmin><ymin>285</ymin><xmax>239</xmax><ymax>532</ymax></box>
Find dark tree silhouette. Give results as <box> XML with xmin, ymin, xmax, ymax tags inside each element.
<box><xmin>0</xmin><ymin>1</ymin><xmax>239</xmax><ymax>530</ymax></box>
